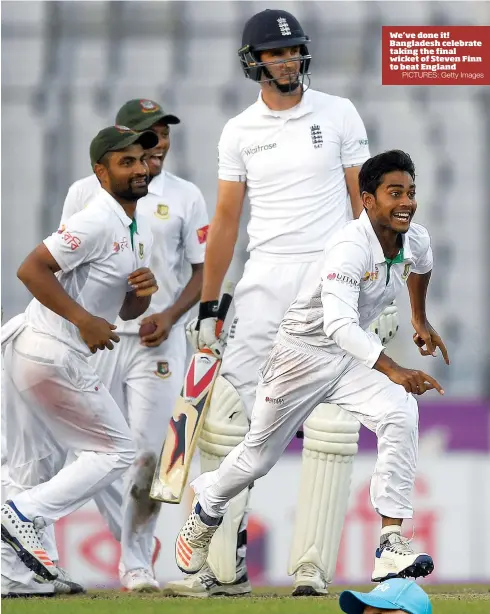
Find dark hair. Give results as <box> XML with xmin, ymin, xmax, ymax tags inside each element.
<box><xmin>359</xmin><ymin>150</ymin><xmax>416</xmax><ymax>196</ymax></box>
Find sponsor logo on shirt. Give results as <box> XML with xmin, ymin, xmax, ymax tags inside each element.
<box><xmin>326</xmin><ymin>272</ymin><xmax>359</xmax><ymax>287</ymax></box>
<box><xmin>154</xmin><ymin>204</ymin><xmax>169</xmax><ymax>220</ymax></box>
<box><xmin>359</xmin><ymin>138</ymin><xmax>369</xmax><ymax>146</ymax></box>
<box><xmin>197</xmin><ymin>225</ymin><xmax>209</xmax><ymax>244</ymax></box>
<box><xmin>113</xmin><ymin>237</ymin><xmax>129</xmax><ymax>253</ymax></box>
<box><xmin>154</xmin><ymin>361</ymin><xmax>171</xmax><ymax>379</ymax></box>
<box><xmin>310</xmin><ymin>124</ymin><xmax>323</xmax><ymax>149</ymax></box>
<box><xmin>362</xmin><ymin>267</ymin><xmax>379</xmax><ymax>282</ymax></box>
<box><xmin>59</xmin><ymin>227</ymin><xmax>81</xmax><ymax>251</ymax></box>
<box><xmin>401</xmin><ymin>263</ymin><xmax>411</xmax><ymax>281</ymax></box>
<box><xmin>243</xmin><ymin>143</ymin><xmax>277</xmax><ymax>157</ymax></box>
<box><xmin>265</xmin><ymin>396</ymin><xmax>284</xmax><ymax>404</ymax></box>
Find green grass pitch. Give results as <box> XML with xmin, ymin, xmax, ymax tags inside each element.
<box><xmin>2</xmin><ymin>585</ymin><xmax>489</xmax><ymax>614</ymax></box>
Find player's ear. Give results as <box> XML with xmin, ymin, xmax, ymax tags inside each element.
<box><xmin>361</xmin><ymin>191</ymin><xmax>374</xmax><ymax>211</ymax></box>
<box><xmin>93</xmin><ymin>159</ymin><xmax>109</xmax><ymax>185</ymax></box>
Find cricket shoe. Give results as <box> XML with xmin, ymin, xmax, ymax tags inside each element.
<box><xmin>1</xmin><ymin>501</ymin><xmax>58</xmax><ymax>582</ymax></box>
<box><xmin>292</xmin><ymin>563</ymin><xmax>328</xmax><ymax>596</ymax></box>
<box><xmin>53</xmin><ymin>565</ymin><xmax>86</xmax><ymax>594</ymax></box>
<box><xmin>372</xmin><ymin>532</ymin><xmax>434</xmax><ymax>582</ymax></box>
<box><xmin>165</xmin><ymin>561</ymin><xmax>251</xmax><ymax>598</ymax></box>
<box><xmin>121</xmin><ymin>568</ymin><xmax>160</xmax><ymax>592</ymax></box>
<box><xmin>175</xmin><ymin>501</ymin><xmax>222</xmax><ymax>574</ymax></box>
<box><xmin>1</xmin><ymin>574</ymin><xmax>54</xmax><ymax>598</ymax></box>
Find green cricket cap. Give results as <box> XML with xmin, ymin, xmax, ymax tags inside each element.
<box><xmin>115</xmin><ymin>99</ymin><xmax>181</xmax><ymax>131</ymax></box>
<box><xmin>89</xmin><ymin>125</ymin><xmax>159</xmax><ymax>168</ymax></box>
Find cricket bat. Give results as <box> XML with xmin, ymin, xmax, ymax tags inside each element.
<box><xmin>150</xmin><ymin>281</ymin><xmax>235</xmax><ymax>504</ymax></box>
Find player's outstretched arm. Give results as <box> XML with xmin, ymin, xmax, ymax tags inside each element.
<box><xmin>408</xmin><ymin>271</ymin><xmax>450</xmax><ymax>365</ymax></box>
<box><xmin>374</xmin><ymin>351</ymin><xmax>444</xmax><ymax>396</ymax></box>
<box><xmin>201</xmin><ymin>180</ymin><xmax>245</xmax><ymax>302</ymax></box>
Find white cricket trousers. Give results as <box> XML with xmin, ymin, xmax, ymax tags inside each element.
<box><xmin>90</xmin><ymin>324</ymin><xmax>186</xmax><ymax>574</ymax></box>
<box><xmin>221</xmin><ymin>253</ymin><xmax>323</xmax><ymax>418</ymax></box>
<box><xmin>3</xmin><ymin>327</ymin><xmax>136</xmax><ymax>526</ymax></box>
<box><xmin>193</xmin><ymin>336</ymin><xmax>419</xmax><ymax>520</ymax></box>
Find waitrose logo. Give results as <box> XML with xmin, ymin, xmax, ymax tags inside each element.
<box><xmin>243</xmin><ymin>143</ymin><xmax>277</xmax><ymax>157</ymax></box>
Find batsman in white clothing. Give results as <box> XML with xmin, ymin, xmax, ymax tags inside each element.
<box><xmin>60</xmin><ymin>99</ymin><xmax>208</xmax><ymax>591</ymax></box>
<box><xmin>1</xmin><ymin>126</ymin><xmax>159</xmax><ymax>584</ymax></box>
<box><xmin>176</xmin><ymin>149</ymin><xmax>449</xmax><ymax>584</ymax></box>
<box><xmin>168</xmin><ymin>8</ymin><xmax>397</xmax><ymax>597</ymax></box>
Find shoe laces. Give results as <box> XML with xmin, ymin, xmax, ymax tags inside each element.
<box><xmin>386</xmin><ymin>533</ymin><xmax>415</xmax><ymax>555</ymax></box>
<box><xmin>128</xmin><ymin>568</ymin><xmax>152</xmax><ymax>581</ymax></box>
<box><xmin>183</xmin><ymin>511</ymin><xmax>219</xmax><ymax>548</ymax></box>
<box><xmin>297</xmin><ymin>562</ymin><xmax>325</xmax><ymax>580</ymax></box>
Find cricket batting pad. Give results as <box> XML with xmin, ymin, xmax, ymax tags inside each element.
<box><xmin>288</xmin><ymin>403</ymin><xmax>360</xmax><ymax>583</ymax></box>
<box><xmin>198</xmin><ymin>375</ymin><xmax>249</xmax><ymax>584</ymax></box>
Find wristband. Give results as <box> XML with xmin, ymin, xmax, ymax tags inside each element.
<box><xmin>198</xmin><ymin>300</ymin><xmax>219</xmax><ymax>321</ymax></box>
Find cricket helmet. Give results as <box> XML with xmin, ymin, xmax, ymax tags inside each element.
<box><xmin>238</xmin><ymin>9</ymin><xmax>311</xmax><ymax>92</ymax></box>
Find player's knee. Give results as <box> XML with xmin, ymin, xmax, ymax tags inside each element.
<box><xmin>384</xmin><ymin>396</ymin><xmax>419</xmax><ymax>438</ymax></box>
<box><xmin>248</xmin><ymin>444</ymin><xmax>278</xmax><ymax>480</ymax></box>
<box><xmin>114</xmin><ymin>440</ymin><xmax>137</xmax><ymax>471</ymax></box>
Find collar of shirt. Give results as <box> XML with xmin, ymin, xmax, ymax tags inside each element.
<box><xmin>359</xmin><ymin>210</ymin><xmax>414</xmax><ymax>264</ymax></box>
<box><xmin>255</xmin><ymin>87</ymin><xmax>314</xmax><ymax>120</ymax></box>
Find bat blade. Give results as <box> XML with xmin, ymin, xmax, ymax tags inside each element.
<box><xmin>150</xmin><ymin>282</ymin><xmax>235</xmax><ymax>504</ymax></box>
<box><xmin>150</xmin><ymin>350</ymin><xmax>221</xmax><ymax>503</ymax></box>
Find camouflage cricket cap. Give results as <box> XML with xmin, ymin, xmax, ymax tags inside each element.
<box><xmin>115</xmin><ymin>99</ymin><xmax>181</xmax><ymax>131</ymax></box>
<box><xmin>90</xmin><ymin>125</ymin><xmax>159</xmax><ymax>168</ymax></box>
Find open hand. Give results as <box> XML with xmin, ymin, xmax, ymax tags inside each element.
<box><xmin>412</xmin><ymin>318</ymin><xmax>450</xmax><ymax>365</ymax></box>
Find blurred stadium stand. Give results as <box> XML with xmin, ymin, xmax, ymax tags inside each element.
<box><xmin>2</xmin><ymin>1</ymin><xmax>489</xmax><ymax>397</ymax></box>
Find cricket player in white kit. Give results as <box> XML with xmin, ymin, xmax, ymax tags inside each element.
<box><xmin>176</xmin><ymin>150</ymin><xmax>449</xmax><ymax>584</ymax></box>
<box><xmin>60</xmin><ymin>99</ymin><xmax>208</xmax><ymax>591</ymax></box>
<box><xmin>1</xmin><ymin>126</ymin><xmax>159</xmax><ymax>584</ymax></box>
<box><xmin>168</xmin><ymin>9</ymin><xmax>397</xmax><ymax>597</ymax></box>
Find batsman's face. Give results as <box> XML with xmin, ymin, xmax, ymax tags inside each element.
<box><xmin>147</xmin><ymin>121</ymin><xmax>170</xmax><ymax>177</ymax></box>
<box><xmin>100</xmin><ymin>143</ymin><xmax>150</xmax><ymax>201</ymax></box>
<box><xmin>260</xmin><ymin>46</ymin><xmax>302</xmax><ymax>90</ymax></box>
<box><xmin>365</xmin><ymin>170</ymin><xmax>417</xmax><ymax>234</ymax></box>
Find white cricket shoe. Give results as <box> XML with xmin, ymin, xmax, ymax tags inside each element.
<box><xmin>372</xmin><ymin>532</ymin><xmax>434</xmax><ymax>582</ymax></box>
<box><xmin>165</xmin><ymin>562</ymin><xmax>251</xmax><ymax>598</ymax></box>
<box><xmin>53</xmin><ymin>565</ymin><xmax>86</xmax><ymax>594</ymax></box>
<box><xmin>175</xmin><ymin>502</ymin><xmax>221</xmax><ymax>574</ymax></box>
<box><xmin>1</xmin><ymin>501</ymin><xmax>58</xmax><ymax>582</ymax></box>
<box><xmin>1</xmin><ymin>574</ymin><xmax>54</xmax><ymax>598</ymax></box>
<box><xmin>292</xmin><ymin>562</ymin><xmax>329</xmax><ymax>596</ymax></box>
<box><xmin>121</xmin><ymin>568</ymin><xmax>160</xmax><ymax>592</ymax></box>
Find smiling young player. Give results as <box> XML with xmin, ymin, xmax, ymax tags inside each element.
<box><xmin>175</xmin><ymin>150</ymin><xmax>449</xmax><ymax>584</ymax></box>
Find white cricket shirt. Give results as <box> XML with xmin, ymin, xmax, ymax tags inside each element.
<box><xmin>26</xmin><ymin>189</ymin><xmax>153</xmax><ymax>356</ymax></box>
<box><xmin>218</xmin><ymin>88</ymin><xmax>370</xmax><ymax>260</ymax></box>
<box><xmin>61</xmin><ymin>170</ymin><xmax>208</xmax><ymax>334</ymax></box>
<box><xmin>280</xmin><ymin>211</ymin><xmax>433</xmax><ymax>367</ymax></box>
